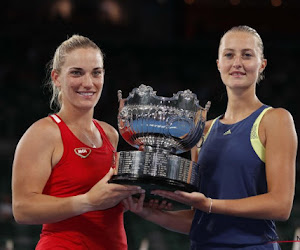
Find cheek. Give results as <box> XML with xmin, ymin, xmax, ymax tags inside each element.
<box><xmin>218</xmin><ymin>59</ymin><xmax>230</xmax><ymax>69</ymax></box>
<box><xmin>218</xmin><ymin>63</ymin><xmax>230</xmax><ymax>75</ymax></box>
<box><xmin>68</xmin><ymin>78</ymin><xmax>83</xmax><ymax>89</ymax></box>
<box><xmin>97</xmin><ymin>77</ymin><xmax>104</xmax><ymax>87</ymax></box>
<box><xmin>60</xmin><ymin>79</ymin><xmax>78</xmax><ymax>93</ymax></box>
<box><xmin>245</xmin><ymin>63</ymin><xmax>261</xmax><ymax>75</ymax></box>
<box><xmin>247</xmin><ymin>58</ymin><xmax>262</xmax><ymax>70</ymax></box>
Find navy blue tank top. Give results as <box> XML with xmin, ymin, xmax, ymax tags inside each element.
<box><xmin>189</xmin><ymin>105</ymin><xmax>279</xmax><ymax>248</ymax></box>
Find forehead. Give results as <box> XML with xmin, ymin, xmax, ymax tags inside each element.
<box><xmin>219</xmin><ymin>31</ymin><xmax>260</xmax><ymax>52</ymax></box>
<box><xmin>64</xmin><ymin>48</ymin><xmax>103</xmax><ymax>68</ymax></box>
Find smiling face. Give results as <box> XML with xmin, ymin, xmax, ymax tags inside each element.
<box><xmin>52</xmin><ymin>48</ymin><xmax>104</xmax><ymax>111</ymax></box>
<box><xmin>217</xmin><ymin>31</ymin><xmax>267</xmax><ymax>91</ymax></box>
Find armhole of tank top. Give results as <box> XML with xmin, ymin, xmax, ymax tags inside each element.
<box><xmin>250</xmin><ymin>107</ymin><xmax>272</xmax><ymax>163</ymax></box>
<box><xmin>93</xmin><ymin>120</ymin><xmax>116</xmax><ymax>152</ymax></box>
<box><xmin>49</xmin><ymin>114</ymin><xmax>68</xmax><ymax>168</ymax></box>
<box><xmin>196</xmin><ymin>117</ymin><xmax>219</xmax><ymax>154</ymax></box>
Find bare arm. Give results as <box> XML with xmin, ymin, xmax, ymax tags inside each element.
<box><xmin>141</xmin><ymin>208</ymin><xmax>195</xmax><ymax>234</ymax></box>
<box><xmin>123</xmin><ymin>194</ymin><xmax>194</xmax><ymax>234</ymax></box>
<box><xmin>213</xmin><ymin>108</ymin><xmax>297</xmax><ymax>220</ymax></box>
<box><xmin>12</xmin><ymin>118</ymin><xmax>143</xmax><ymax>225</ymax></box>
<box><xmin>153</xmin><ymin>108</ymin><xmax>297</xmax><ymax>221</ymax></box>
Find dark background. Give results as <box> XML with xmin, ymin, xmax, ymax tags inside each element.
<box><xmin>0</xmin><ymin>0</ymin><xmax>299</xmax><ymax>249</ymax></box>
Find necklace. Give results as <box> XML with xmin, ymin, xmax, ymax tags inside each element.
<box><xmin>59</xmin><ymin>115</ymin><xmax>99</xmax><ymax>148</ymax></box>
<box><xmin>72</xmin><ymin>124</ymin><xmax>99</xmax><ymax>148</ymax></box>
<box><xmin>81</xmin><ymin>131</ymin><xmax>97</xmax><ymax>148</ymax></box>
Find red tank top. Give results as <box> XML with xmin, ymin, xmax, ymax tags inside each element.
<box><xmin>36</xmin><ymin>114</ymin><xmax>127</xmax><ymax>250</ymax></box>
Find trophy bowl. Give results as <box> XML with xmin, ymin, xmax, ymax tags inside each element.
<box><xmin>110</xmin><ymin>84</ymin><xmax>210</xmax><ymax>199</ymax></box>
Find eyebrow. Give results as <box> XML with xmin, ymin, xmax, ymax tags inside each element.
<box><xmin>223</xmin><ymin>48</ymin><xmax>254</xmax><ymax>52</ymax></box>
<box><xmin>69</xmin><ymin>67</ymin><xmax>104</xmax><ymax>70</ymax></box>
<box><xmin>69</xmin><ymin>67</ymin><xmax>82</xmax><ymax>71</ymax></box>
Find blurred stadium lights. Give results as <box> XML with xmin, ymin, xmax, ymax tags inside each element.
<box><xmin>271</xmin><ymin>0</ymin><xmax>283</xmax><ymax>7</ymax></box>
<box><xmin>182</xmin><ymin>0</ymin><xmax>291</xmax><ymax>7</ymax></box>
<box><xmin>230</xmin><ymin>0</ymin><xmax>241</xmax><ymax>6</ymax></box>
<box><xmin>184</xmin><ymin>0</ymin><xmax>195</xmax><ymax>5</ymax></box>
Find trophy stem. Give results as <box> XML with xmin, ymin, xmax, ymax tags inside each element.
<box><xmin>143</xmin><ymin>145</ymin><xmax>176</xmax><ymax>155</ymax></box>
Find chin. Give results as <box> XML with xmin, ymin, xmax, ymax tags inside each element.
<box><xmin>226</xmin><ymin>79</ymin><xmax>252</xmax><ymax>87</ymax></box>
<box><xmin>75</xmin><ymin>102</ymin><xmax>96</xmax><ymax>111</ymax></box>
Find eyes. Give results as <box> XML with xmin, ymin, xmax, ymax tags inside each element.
<box><xmin>69</xmin><ymin>68</ymin><xmax>105</xmax><ymax>77</ymax></box>
<box><xmin>224</xmin><ymin>51</ymin><xmax>253</xmax><ymax>59</ymax></box>
<box><xmin>91</xmin><ymin>69</ymin><xmax>104</xmax><ymax>77</ymax></box>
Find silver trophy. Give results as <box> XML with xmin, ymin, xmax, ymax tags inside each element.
<box><xmin>110</xmin><ymin>84</ymin><xmax>210</xmax><ymax>197</ymax></box>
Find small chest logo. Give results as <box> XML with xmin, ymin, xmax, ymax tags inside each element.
<box><xmin>223</xmin><ymin>129</ymin><xmax>232</xmax><ymax>136</ymax></box>
<box><xmin>74</xmin><ymin>147</ymin><xmax>92</xmax><ymax>158</ymax></box>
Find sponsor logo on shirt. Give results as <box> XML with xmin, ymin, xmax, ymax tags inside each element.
<box><xmin>223</xmin><ymin>129</ymin><xmax>232</xmax><ymax>136</ymax></box>
<box><xmin>74</xmin><ymin>147</ymin><xmax>92</xmax><ymax>158</ymax></box>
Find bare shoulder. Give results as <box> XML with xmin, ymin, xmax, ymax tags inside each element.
<box><xmin>261</xmin><ymin>107</ymin><xmax>297</xmax><ymax>142</ymax></box>
<box><xmin>14</xmin><ymin>117</ymin><xmax>60</xmax><ymax>169</ymax></box>
<box><xmin>262</xmin><ymin>107</ymin><xmax>295</xmax><ymax>128</ymax></box>
<box><xmin>32</xmin><ymin>116</ymin><xmax>59</xmax><ymax>131</ymax></box>
<box><xmin>94</xmin><ymin>120</ymin><xmax>119</xmax><ymax>148</ymax></box>
<box><xmin>19</xmin><ymin>117</ymin><xmax>60</xmax><ymax>146</ymax></box>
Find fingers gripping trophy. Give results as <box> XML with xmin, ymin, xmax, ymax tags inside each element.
<box><xmin>110</xmin><ymin>84</ymin><xmax>210</xmax><ymax>199</ymax></box>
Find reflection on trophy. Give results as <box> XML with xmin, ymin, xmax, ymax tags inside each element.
<box><xmin>110</xmin><ymin>84</ymin><xmax>210</xmax><ymax>197</ymax></box>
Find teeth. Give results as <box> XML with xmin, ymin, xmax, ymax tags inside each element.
<box><xmin>79</xmin><ymin>92</ymin><xmax>93</xmax><ymax>96</ymax></box>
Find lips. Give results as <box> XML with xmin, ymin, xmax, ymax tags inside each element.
<box><xmin>230</xmin><ymin>71</ymin><xmax>246</xmax><ymax>76</ymax></box>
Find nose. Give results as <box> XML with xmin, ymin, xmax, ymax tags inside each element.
<box><xmin>232</xmin><ymin>56</ymin><xmax>242</xmax><ymax>68</ymax></box>
<box><xmin>82</xmin><ymin>74</ymin><xmax>93</xmax><ymax>88</ymax></box>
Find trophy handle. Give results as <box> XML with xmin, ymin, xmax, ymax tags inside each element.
<box><xmin>203</xmin><ymin>101</ymin><xmax>211</xmax><ymax>120</ymax></box>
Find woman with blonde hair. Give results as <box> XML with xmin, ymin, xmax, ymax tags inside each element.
<box><xmin>125</xmin><ymin>26</ymin><xmax>298</xmax><ymax>250</ymax></box>
<box><xmin>12</xmin><ymin>35</ymin><xmax>144</xmax><ymax>249</ymax></box>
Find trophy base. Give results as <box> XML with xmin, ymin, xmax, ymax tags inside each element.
<box><xmin>111</xmin><ymin>173</ymin><xmax>197</xmax><ymax>192</ymax></box>
<box><xmin>110</xmin><ymin>174</ymin><xmax>197</xmax><ymax>208</ymax></box>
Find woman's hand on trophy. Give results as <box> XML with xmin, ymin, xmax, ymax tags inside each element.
<box><xmin>145</xmin><ymin>198</ymin><xmax>173</xmax><ymax>210</ymax></box>
<box><xmin>122</xmin><ymin>193</ymin><xmax>145</xmax><ymax>213</ymax></box>
<box><xmin>84</xmin><ymin>168</ymin><xmax>145</xmax><ymax>211</ymax></box>
<box><xmin>138</xmin><ymin>144</ymin><xmax>145</xmax><ymax>151</ymax></box>
<box><xmin>151</xmin><ymin>190</ymin><xmax>208</xmax><ymax>211</ymax></box>
<box><xmin>122</xmin><ymin>194</ymin><xmax>173</xmax><ymax>218</ymax></box>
